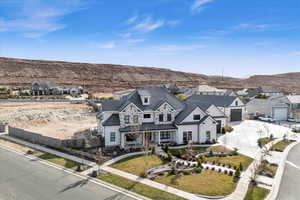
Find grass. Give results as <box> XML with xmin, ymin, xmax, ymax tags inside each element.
<box><xmin>244</xmin><ymin>184</ymin><xmax>270</xmax><ymax>200</ymax></box>
<box><xmin>155</xmin><ymin>170</ymin><xmax>237</xmax><ymax>196</ymax></box>
<box><xmin>206</xmin><ymin>154</ymin><xmax>253</xmax><ymax>170</ymax></box>
<box><xmin>258</xmin><ymin>137</ymin><xmax>274</xmax><ymax>146</ymax></box>
<box><xmin>271</xmin><ymin>140</ymin><xmax>294</xmax><ymax>152</ymax></box>
<box><xmin>110</xmin><ymin>154</ymin><xmax>165</xmax><ymax>176</ymax></box>
<box><xmin>37</xmin><ymin>152</ymin><xmax>79</xmax><ymax>170</ymax></box>
<box><xmin>99</xmin><ymin>173</ymin><xmax>187</xmax><ymax>200</ymax></box>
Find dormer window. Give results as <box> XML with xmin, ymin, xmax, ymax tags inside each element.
<box><xmin>235</xmin><ymin>101</ymin><xmax>238</xmax><ymax>106</ymax></box>
<box><xmin>193</xmin><ymin>115</ymin><xmax>201</xmax><ymax>120</ymax></box>
<box><xmin>144</xmin><ymin>97</ymin><xmax>149</xmax><ymax>104</ymax></box>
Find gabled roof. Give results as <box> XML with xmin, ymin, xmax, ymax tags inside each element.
<box><xmin>178</xmin><ymin>115</ymin><xmax>216</xmax><ymax>125</ymax></box>
<box><xmin>175</xmin><ymin>102</ymin><xmax>211</xmax><ymax>124</ymax></box>
<box><xmin>186</xmin><ymin>94</ymin><xmax>238</xmax><ymax>107</ymax></box>
<box><xmin>102</xmin><ymin>114</ymin><xmax>120</xmax><ymax>126</ymax></box>
<box><xmin>100</xmin><ymin>86</ymin><xmax>185</xmax><ymax>112</ymax></box>
<box><xmin>259</xmin><ymin>86</ymin><xmax>282</xmax><ymax>93</ymax></box>
<box><xmin>286</xmin><ymin>95</ymin><xmax>300</xmax><ymax>104</ymax></box>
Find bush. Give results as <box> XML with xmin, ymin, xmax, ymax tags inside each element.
<box><xmin>183</xmin><ymin>170</ymin><xmax>192</xmax><ymax>175</ymax></box>
<box><xmin>234</xmin><ymin>167</ymin><xmax>241</xmax><ymax>178</ymax></box>
<box><xmin>223</xmin><ymin>125</ymin><xmax>234</xmax><ymax>133</ymax></box>
<box><xmin>139</xmin><ymin>171</ymin><xmax>147</xmax><ymax>178</ymax></box>
<box><xmin>151</xmin><ymin>146</ymin><xmax>155</xmax><ymax>155</ymax></box>
<box><xmin>239</xmin><ymin>162</ymin><xmax>244</xmax><ymax>171</ymax></box>
<box><xmin>167</xmin><ymin>152</ymin><xmax>173</xmax><ymax>162</ymax></box>
<box><xmin>194</xmin><ymin>168</ymin><xmax>202</xmax><ymax>174</ymax></box>
<box><xmin>162</xmin><ymin>145</ymin><xmax>169</xmax><ymax>153</ymax></box>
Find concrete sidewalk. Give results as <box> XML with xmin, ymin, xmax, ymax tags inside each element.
<box><xmin>0</xmin><ymin>134</ymin><xmax>96</xmax><ymax>167</ymax></box>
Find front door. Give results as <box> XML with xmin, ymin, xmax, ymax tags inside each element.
<box><xmin>216</xmin><ymin>120</ymin><xmax>222</xmax><ymax>133</ymax></box>
<box><xmin>183</xmin><ymin>131</ymin><xmax>192</xmax><ymax>144</ymax></box>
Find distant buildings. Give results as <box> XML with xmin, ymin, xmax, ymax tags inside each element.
<box><xmin>182</xmin><ymin>85</ymin><xmax>236</xmax><ymax>97</ymax></box>
<box><xmin>31</xmin><ymin>81</ymin><xmax>84</xmax><ymax>96</ymax></box>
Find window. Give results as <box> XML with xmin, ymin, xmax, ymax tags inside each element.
<box><xmin>144</xmin><ymin>97</ymin><xmax>149</xmax><ymax>104</ymax></box>
<box><xmin>183</xmin><ymin>131</ymin><xmax>192</xmax><ymax>143</ymax></box>
<box><xmin>159</xmin><ymin>114</ymin><xmax>164</xmax><ymax>122</ymax></box>
<box><xmin>167</xmin><ymin>114</ymin><xmax>172</xmax><ymax>121</ymax></box>
<box><xmin>160</xmin><ymin>131</ymin><xmax>171</xmax><ymax>139</ymax></box>
<box><xmin>110</xmin><ymin>132</ymin><xmax>116</xmax><ymax>142</ymax></box>
<box><xmin>193</xmin><ymin>115</ymin><xmax>201</xmax><ymax>120</ymax></box>
<box><xmin>206</xmin><ymin>131</ymin><xmax>211</xmax><ymax>141</ymax></box>
<box><xmin>133</xmin><ymin>115</ymin><xmax>139</xmax><ymax>123</ymax></box>
<box><xmin>144</xmin><ymin>114</ymin><xmax>151</xmax><ymax>119</ymax></box>
<box><xmin>125</xmin><ymin>135</ymin><xmax>135</xmax><ymax>142</ymax></box>
<box><xmin>124</xmin><ymin>115</ymin><xmax>130</xmax><ymax>124</ymax></box>
<box><xmin>235</xmin><ymin>101</ymin><xmax>238</xmax><ymax>106</ymax></box>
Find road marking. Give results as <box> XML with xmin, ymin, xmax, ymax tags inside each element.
<box><xmin>286</xmin><ymin>161</ymin><xmax>300</xmax><ymax>171</ymax></box>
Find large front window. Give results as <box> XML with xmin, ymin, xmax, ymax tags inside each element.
<box><xmin>159</xmin><ymin>114</ymin><xmax>164</xmax><ymax>122</ymax></box>
<box><xmin>206</xmin><ymin>131</ymin><xmax>211</xmax><ymax>141</ymax></box>
<box><xmin>160</xmin><ymin>131</ymin><xmax>171</xmax><ymax>139</ymax></box>
<box><xmin>183</xmin><ymin>131</ymin><xmax>192</xmax><ymax>143</ymax></box>
<box><xmin>133</xmin><ymin>115</ymin><xmax>139</xmax><ymax>123</ymax></box>
<box><xmin>110</xmin><ymin>132</ymin><xmax>116</xmax><ymax>142</ymax></box>
<box><xmin>124</xmin><ymin>115</ymin><xmax>130</xmax><ymax>124</ymax></box>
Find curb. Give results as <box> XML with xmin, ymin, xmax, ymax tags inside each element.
<box><xmin>265</xmin><ymin>140</ymin><xmax>300</xmax><ymax>200</ymax></box>
<box><xmin>0</xmin><ymin>142</ymin><xmax>149</xmax><ymax>200</ymax></box>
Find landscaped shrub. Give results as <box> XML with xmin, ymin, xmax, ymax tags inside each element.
<box><xmin>167</xmin><ymin>152</ymin><xmax>173</xmax><ymax>162</ymax></box>
<box><xmin>223</xmin><ymin>125</ymin><xmax>234</xmax><ymax>133</ymax></box>
<box><xmin>239</xmin><ymin>162</ymin><xmax>244</xmax><ymax>171</ymax></box>
<box><xmin>229</xmin><ymin>171</ymin><xmax>234</xmax><ymax>176</ymax></box>
<box><xmin>234</xmin><ymin>167</ymin><xmax>241</xmax><ymax>178</ymax></box>
<box><xmin>218</xmin><ymin>168</ymin><xmax>222</xmax><ymax>173</ymax></box>
<box><xmin>224</xmin><ymin>170</ymin><xmax>228</xmax><ymax>174</ymax></box>
<box><xmin>139</xmin><ymin>171</ymin><xmax>147</xmax><ymax>178</ymax></box>
<box><xmin>151</xmin><ymin>146</ymin><xmax>156</xmax><ymax>155</ymax></box>
<box><xmin>183</xmin><ymin>170</ymin><xmax>192</xmax><ymax>175</ymax></box>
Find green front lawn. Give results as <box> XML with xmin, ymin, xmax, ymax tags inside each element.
<box><xmin>37</xmin><ymin>152</ymin><xmax>79</xmax><ymax>170</ymax></box>
<box><xmin>271</xmin><ymin>140</ymin><xmax>294</xmax><ymax>152</ymax></box>
<box><xmin>110</xmin><ymin>154</ymin><xmax>165</xmax><ymax>176</ymax></box>
<box><xmin>206</xmin><ymin>154</ymin><xmax>253</xmax><ymax>170</ymax></box>
<box><xmin>244</xmin><ymin>185</ymin><xmax>270</xmax><ymax>200</ymax></box>
<box><xmin>154</xmin><ymin>170</ymin><xmax>237</xmax><ymax>196</ymax></box>
<box><xmin>99</xmin><ymin>173</ymin><xmax>187</xmax><ymax>200</ymax></box>
<box><xmin>258</xmin><ymin>137</ymin><xmax>274</xmax><ymax>146</ymax></box>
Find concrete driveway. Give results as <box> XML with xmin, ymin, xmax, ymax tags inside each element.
<box><xmin>218</xmin><ymin>120</ymin><xmax>295</xmax><ymax>158</ymax></box>
<box><xmin>277</xmin><ymin>143</ymin><xmax>300</xmax><ymax>200</ymax></box>
<box><xmin>0</xmin><ymin>148</ymin><xmax>136</xmax><ymax>200</ymax></box>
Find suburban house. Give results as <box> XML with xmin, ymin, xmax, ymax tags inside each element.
<box><xmin>182</xmin><ymin>85</ymin><xmax>236</xmax><ymax>97</ymax></box>
<box><xmin>32</xmin><ymin>81</ymin><xmax>84</xmax><ymax>96</ymax></box>
<box><xmin>246</xmin><ymin>96</ymin><xmax>289</xmax><ymax>121</ymax></box>
<box><xmin>286</xmin><ymin>95</ymin><xmax>300</xmax><ymax>121</ymax></box>
<box><xmin>97</xmin><ymin>86</ymin><xmax>232</xmax><ymax>149</ymax></box>
<box><xmin>186</xmin><ymin>94</ymin><xmax>245</xmax><ymax>122</ymax></box>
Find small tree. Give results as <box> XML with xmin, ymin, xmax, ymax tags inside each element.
<box><xmin>239</xmin><ymin>162</ymin><xmax>243</xmax><ymax>171</ymax></box>
<box><xmin>234</xmin><ymin>167</ymin><xmax>241</xmax><ymax>179</ymax></box>
<box><xmin>167</xmin><ymin>152</ymin><xmax>173</xmax><ymax>162</ymax></box>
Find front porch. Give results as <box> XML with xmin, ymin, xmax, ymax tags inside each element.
<box><xmin>120</xmin><ymin>130</ymin><xmax>177</xmax><ymax>149</ymax></box>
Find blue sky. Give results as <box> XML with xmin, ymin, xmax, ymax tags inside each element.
<box><xmin>0</xmin><ymin>0</ymin><xmax>300</xmax><ymax>78</ymax></box>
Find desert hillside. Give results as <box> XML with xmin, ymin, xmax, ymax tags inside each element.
<box><xmin>0</xmin><ymin>57</ymin><xmax>299</xmax><ymax>93</ymax></box>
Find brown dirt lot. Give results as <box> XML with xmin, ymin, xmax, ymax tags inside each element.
<box><xmin>0</xmin><ymin>102</ymin><xmax>97</xmax><ymax>139</ymax></box>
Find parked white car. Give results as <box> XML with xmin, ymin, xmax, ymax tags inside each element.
<box><xmin>288</xmin><ymin>118</ymin><xmax>296</xmax><ymax>122</ymax></box>
<box><xmin>258</xmin><ymin>116</ymin><xmax>276</xmax><ymax>122</ymax></box>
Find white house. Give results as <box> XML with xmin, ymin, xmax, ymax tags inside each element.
<box><xmin>184</xmin><ymin>85</ymin><xmax>236</xmax><ymax>96</ymax></box>
<box><xmin>97</xmin><ymin>86</ymin><xmax>230</xmax><ymax>149</ymax></box>
<box><xmin>186</xmin><ymin>94</ymin><xmax>245</xmax><ymax>122</ymax></box>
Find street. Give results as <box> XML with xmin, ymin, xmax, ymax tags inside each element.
<box><xmin>0</xmin><ymin>148</ymin><xmax>136</xmax><ymax>200</ymax></box>
<box><xmin>277</xmin><ymin>143</ymin><xmax>300</xmax><ymax>200</ymax></box>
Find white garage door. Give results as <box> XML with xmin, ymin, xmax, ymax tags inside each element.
<box><xmin>273</xmin><ymin>108</ymin><xmax>288</xmax><ymax>121</ymax></box>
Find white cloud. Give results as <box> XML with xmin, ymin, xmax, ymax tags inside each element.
<box><xmin>234</xmin><ymin>23</ymin><xmax>270</xmax><ymax>31</ymax></box>
<box><xmin>0</xmin><ymin>0</ymin><xmax>89</xmax><ymax>38</ymax></box>
<box><xmin>133</xmin><ymin>17</ymin><xmax>164</xmax><ymax>32</ymax></box>
<box><xmin>95</xmin><ymin>42</ymin><xmax>116</xmax><ymax>49</ymax></box>
<box><xmin>126</xmin><ymin>15</ymin><xmax>138</xmax><ymax>25</ymax></box>
<box><xmin>127</xmin><ymin>38</ymin><xmax>145</xmax><ymax>44</ymax></box>
<box><xmin>191</xmin><ymin>0</ymin><xmax>214</xmax><ymax>13</ymax></box>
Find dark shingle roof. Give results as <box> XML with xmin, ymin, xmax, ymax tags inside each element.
<box><xmin>186</xmin><ymin>94</ymin><xmax>238</xmax><ymax>107</ymax></box>
<box><xmin>119</xmin><ymin>123</ymin><xmax>177</xmax><ymax>132</ymax></box>
<box><xmin>100</xmin><ymin>86</ymin><xmax>185</xmax><ymax>112</ymax></box>
<box><xmin>175</xmin><ymin>102</ymin><xmax>212</xmax><ymax>124</ymax></box>
<box><xmin>102</xmin><ymin>114</ymin><xmax>120</xmax><ymax>126</ymax></box>
<box><xmin>179</xmin><ymin>115</ymin><xmax>214</xmax><ymax>125</ymax></box>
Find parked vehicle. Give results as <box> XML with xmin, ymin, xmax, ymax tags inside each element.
<box><xmin>288</xmin><ymin>118</ymin><xmax>296</xmax><ymax>122</ymax></box>
<box><xmin>258</xmin><ymin>116</ymin><xmax>275</xmax><ymax>122</ymax></box>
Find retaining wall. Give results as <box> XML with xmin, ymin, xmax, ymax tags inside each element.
<box><xmin>8</xmin><ymin>126</ymin><xmax>85</xmax><ymax>149</ymax></box>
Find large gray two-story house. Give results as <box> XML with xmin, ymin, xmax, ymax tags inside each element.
<box><xmin>97</xmin><ymin>86</ymin><xmax>244</xmax><ymax>149</ymax></box>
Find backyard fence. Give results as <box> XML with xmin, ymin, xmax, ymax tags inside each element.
<box><xmin>8</xmin><ymin>126</ymin><xmax>85</xmax><ymax>149</ymax></box>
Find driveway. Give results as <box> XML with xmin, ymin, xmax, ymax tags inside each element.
<box><xmin>218</xmin><ymin>120</ymin><xmax>295</xmax><ymax>158</ymax></box>
<box><xmin>0</xmin><ymin>148</ymin><xmax>135</xmax><ymax>200</ymax></box>
<box><xmin>277</xmin><ymin>143</ymin><xmax>300</xmax><ymax>200</ymax></box>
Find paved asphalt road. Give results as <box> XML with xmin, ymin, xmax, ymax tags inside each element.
<box><xmin>0</xmin><ymin>148</ymin><xmax>135</xmax><ymax>200</ymax></box>
<box><xmin>277</xmin><ymin>143</ymin><xmax>300</xmax><ymax>200</ymax></box>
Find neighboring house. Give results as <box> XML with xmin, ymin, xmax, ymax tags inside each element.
<box><xmin>258</xmin><ymin>86</ymin><xmax>284</xmax><ymax>97</ymax></box>
<box><xmin>285</xmin><ymin>95</ymin><xmax>300</xmax><ymax>121</ymax></box>
<box><xmin>97</xmin><ymin>86</ymin><xmax>227</xmax><ymax>149</ymax></box>
<box><xmin>32</xmin><ymin>81</ymin><xmax>83</xmax><ymax>96</ymax></box>
<box><xmin>246</xmin><ymin>96</ymin><xmax>289</xmax><ymax>121</ymax></box>
<box><xmin>181</xmin><ymin>85</ymin><xmax>236</xmax><ymax>97</ymax></box>
<box><xmin>186</xmin><ymin>94</ymin><xmax>245</xmax><ymax>122</ymax></box>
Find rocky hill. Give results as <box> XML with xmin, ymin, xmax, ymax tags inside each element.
<box><xmin>0</xmin><ymin>57</ymin><xmax>299</xmax><ymax>93</ymax></box>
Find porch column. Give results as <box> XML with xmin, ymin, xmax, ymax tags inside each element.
<box><xmin>158</xmin><ymin>131</ymin><xmax>161</xmax><ymax>145</ymax></box>
<box><xmin>121</xmin><ymin>133</ymin><xmax>124</xmax><ymax>148</ymax></box>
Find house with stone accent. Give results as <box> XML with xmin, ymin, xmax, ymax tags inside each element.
<box><xmin>96</xmin><ymin>86</ymin><xmax>243</xmax><ymax>149</ymax></box>
<box><xmin>31</xmin><ymin>81</ymin><xmax>84</xmax><ymax>96</ymax></box>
